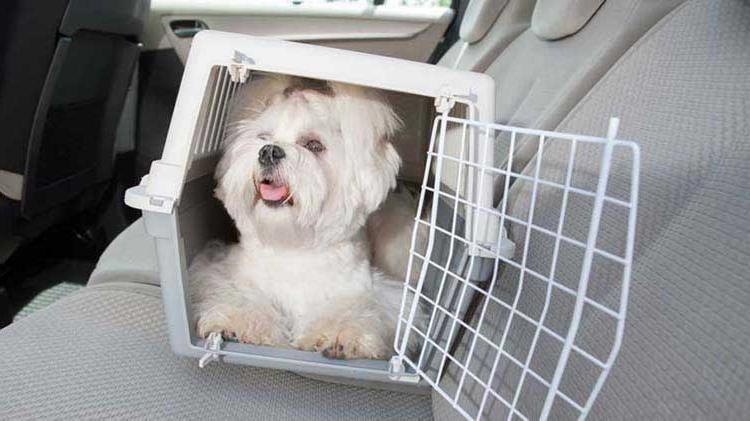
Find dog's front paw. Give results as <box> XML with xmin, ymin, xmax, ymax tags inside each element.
<box><xmin>196</xmin><ymin>311</ymin><xmax>238</xmax><ymax>340</ymax></box>
<box><xmin>196</xmin><ymin>308</ymin><xmax>288</xmax><ymax>347</ymax></box>
<box><xmin>235</xmin><ymin>310</ymin><xmax>289</xmax><ymax>346</ymax></box>
<box><xmin>292</xmin><ymin>331</ymin><xmax>334</xmax><ymax>353</ymax></box>
<box><xmin>320</xmin><ymin>327</ymin><xmax>390</xmax><ymax>360</ymax></box>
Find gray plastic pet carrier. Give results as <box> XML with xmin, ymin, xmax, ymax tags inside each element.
<box><xmin>126</xmin><ymin>31</ymin><xmax>639</xmax><ymax>420</ymax></box>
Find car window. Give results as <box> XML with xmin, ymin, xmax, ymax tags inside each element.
<box><xmin>256</xmin><ymin>0</ymin><xmax>452</xmax><ymax>7</ymax></box>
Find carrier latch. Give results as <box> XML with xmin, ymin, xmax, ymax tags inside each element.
<box><xmin>128</xmin><ymin>160</ymin><xmax>183</xmax><ymax>214</ymax></box>
<box><xmin>198</xmin><ymin>332</ymin><xmax>224</xmax><ymax>368</ymax></box>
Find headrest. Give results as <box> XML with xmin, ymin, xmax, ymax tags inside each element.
<box><xmin>531</xmin><ymin>0</ymin><xmax>605</xmax><ymax>40</ymax></box>
<box><xmin>459</xmin><ymin>0</ymin><xmax>510</xmax><ymax>44</ymax></box>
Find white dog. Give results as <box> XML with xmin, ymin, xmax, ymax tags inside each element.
<box><xmin>190</xmin><ymin>75</ymin><xmax>416</xmax><ymax>360</ymax></box>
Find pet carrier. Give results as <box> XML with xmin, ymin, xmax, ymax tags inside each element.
<box><xmin>126</xmin><ymin>31</ymin><xmax>639</xmax><ymax>420</ymax></box>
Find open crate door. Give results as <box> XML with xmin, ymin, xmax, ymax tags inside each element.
<box><xmin>392</xmin><ymin>114</ymin><xmax>639</xmax><ymax>420</ymax></box>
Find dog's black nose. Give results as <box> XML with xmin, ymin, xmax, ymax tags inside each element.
<box><xmin>258</xmin><ymin>144</ymin><xmax>286</xmax><ymax>167</ymax></box>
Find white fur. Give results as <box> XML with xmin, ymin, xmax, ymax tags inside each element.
<box><xmin>190</xmin><ymin>75</ymin><xmax>418</xmax><ymax>359</ymax></box>
<box><xmin>368</xmin><ymin>188</ymin><xmax>426</xmax><ymax>284</ymax></box>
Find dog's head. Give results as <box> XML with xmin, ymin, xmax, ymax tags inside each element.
<box><xmin>216</xmin><ymin>76</ymin><xmax>402</xmax><ymax>246</ymax></box>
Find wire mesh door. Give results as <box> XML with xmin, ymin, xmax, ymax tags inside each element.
<box><xmin>393</xmin><ymin>114</ymin><xmax>639</xmax><ymax>420</ymax></box>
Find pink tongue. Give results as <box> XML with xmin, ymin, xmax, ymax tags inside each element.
<box><xmin>259</xmin><ymin>183</ymin><xmax>289</xmax><ymax>201</ymax></box>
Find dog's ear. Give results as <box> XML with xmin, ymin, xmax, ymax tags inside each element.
<box><xmin>213</xmin><ymin>142</ymin><xmax>237</xmax><ymax>209</ymax></box>
<box><xmin>377</xmin><ymin>136</ymin><xmax>403</xmax><ymax>190</ymax></box>
<box><xmin>332</xmin><ymin>83</ymin><xmax>402</xmax><ymax>144</ymax></box>
<box><xmin>328</xmin><ymin>82</ymin><xmax>403</xmax><ymax>214</ymax></box>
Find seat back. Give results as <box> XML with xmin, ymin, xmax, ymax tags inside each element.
<box><xmin>0</xmin><ymin>0</ymin><xmax>147</xmax><ymax>217</ymax></box>
<box><xmin>0</xmin><ymin>0</ymin><xmax>70</xmax><ymax>202</ymax></box>
<box><xmin>438</xmin><ymin>0</ymin><xmax>685</xmax><ymax>199</ymax></box>
<box><xmin>439</xmin><ymin>0</ymin><xmax>536</xmax><ymax>72</ymax></box>
<box><xmin>434</xmin><ymin>0</ymin><xmax>750</xmax><ymax>418</ymax></box>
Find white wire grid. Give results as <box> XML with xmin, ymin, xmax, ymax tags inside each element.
<box><xmin>394</xmin><ymin>114</ymin><xmax>639</xmax><ymax>420</ymax></box>
<box><xmin>192</xmin><ymin>65</ymin><xmax>242</xmax><ymax>158</ymax></box>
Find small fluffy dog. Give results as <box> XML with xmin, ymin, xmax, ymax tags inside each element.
<box><xmin>190</xmin><ymin>75</ymin><xmax>413</xmax><ymax>360</ymax></box>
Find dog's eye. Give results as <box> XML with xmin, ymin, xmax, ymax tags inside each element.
<box><xmin>301</xmin><ymin>137</ymin><xmax>325</xmax><ymax>154</ymax></box>
<box><xmin>258</xmin><ymin>132</ymin><xmax>271</xmax><ymax>141</ymax></box>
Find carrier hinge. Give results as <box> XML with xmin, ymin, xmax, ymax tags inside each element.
<box><xmin>387</xmin><ymin>356</ymin><xmax>421</xmax><ymax>384</ymax></box>
<box><xmin>198</xmin><ymin>332</ymin><xmax>224</xmax><ymax>368</ymax></box>
<box><xmin>228</xmin><ymin>63</ymin><xmax>251</xmax><ymax>83</ymax></box>
<box><xmin>434</xmin><ymin>88</ymin><xmax>458</xmax><ymax>114</ymax></box>
<box><xmin>467</xmin><ymin>210</ymin><xmax>516</xmax><ymax>260</ymax></box>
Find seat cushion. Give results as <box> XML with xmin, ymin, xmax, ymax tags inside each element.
<box><xmin>0</xmin><ymin>283</ymin><xmax>433</xmax><ymax>419</ymax></box>
<box><xmin>88</xmin><ymin>218</ymin><xmax>160</xmax><ymax>287</ymax></box>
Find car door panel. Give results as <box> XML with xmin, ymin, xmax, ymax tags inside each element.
<box><xmin>144</xmin><ymin>2</ymin><xmax>454</xmax><ymax>63</ymax></box>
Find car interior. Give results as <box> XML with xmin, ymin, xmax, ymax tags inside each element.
<box><xmin>0</xmin><ymin>0</ymin><xmax>748</xmax><ymax>419</ymax></box>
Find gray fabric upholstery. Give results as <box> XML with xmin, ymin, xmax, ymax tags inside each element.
<box><xmin>440</xmin><ymin>0</ymin><xmax>684</xmax><ymax>196</ymax></box>
<box><xmin>490</xmin><ymin>0</ymin><xmax>681</xmax><ymax>131</ymax></box>
<box><xmin>0</xmin><ymin>283</ymin><xmax>433</xmax><ymax>419</ymax></box>
<box><xmin>434</xmin><ymin>0</ymin><xmax>750</xmax><ymax>418</ymax></box>
<box><xmin>88</xmin><ymin>217</ymin><xmax>160</xmax><ymax>287</ymax></box>
<box><xmin>459</xmin><ymin>0</ymin><xmax>510</xmax><ymax>43</ymax></box>
<box><xmin>531</xmin><ymin>0</ymin><xmax>606</xmax><ymax>40</ymax></box>
<box><xmin>440</xmin><ymin>0</ymin><xmax>535</xmax><ymax>72</ymax></box>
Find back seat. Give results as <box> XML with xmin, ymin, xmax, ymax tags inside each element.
<box><xmin>441</xmin><ymin>0</ymin><xmax>685</xmax><ymax>197</ymax></box>
<box><xmin>2</xmin><ymin>0</ymin><xmax>748</xmax><ymax>418</ymax></box>
<box><xmin>440</xmin><ymin>0</ymin><xmax>536</xmax><ymax>72</ymax></box>
<box><xmin>435</xmin><ymin>0</ymin><xmax>750</xmax><ymax>418</ymax></box>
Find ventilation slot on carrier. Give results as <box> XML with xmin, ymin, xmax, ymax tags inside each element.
<box><xmin>192</xmin><ymin>65</ymin><xmax>242</xmax><ymax>159</ymax></box>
